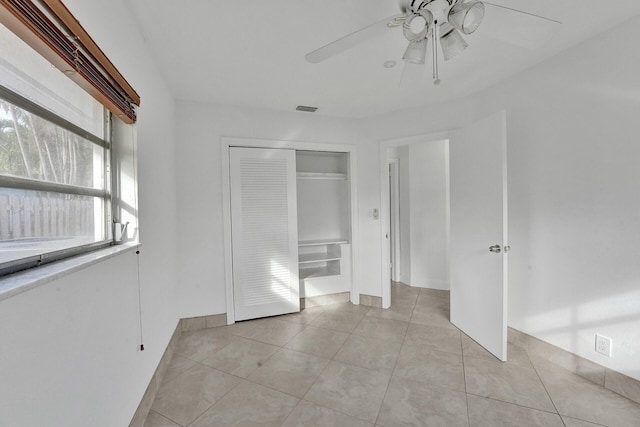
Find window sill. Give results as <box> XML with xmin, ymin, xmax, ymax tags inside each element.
<box><xmin>0</xmin><ymin>243</ymin><xmax>139</xmax><ymax>302</ymax></box>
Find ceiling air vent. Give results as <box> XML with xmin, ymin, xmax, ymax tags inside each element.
<box><xmin>296</xmin><ymin>105</ymin><xmax>318</xmax><ymax>113</ymax></box>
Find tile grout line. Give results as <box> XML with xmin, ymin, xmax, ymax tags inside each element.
<box><xmin>373</xmin><ymin>287</ymin><xmax>416</xmax><ymax>426</ymax></box>
<box><xmin>259</xmin><ymin>331</ymin><xmax>337</xmax><ymax>404</ymax></box>
<box><xmin>463</xmin><ymin>355</ymin><xmax>566</xmax><ymax>412</ymax></box>
<box><xmin>147</xmin><ymin>410</ymin><xmax>182</xmax><ymax>427</ymax></box>
<box><xmin>461</xmin><ymin>332</ymin><xmax>472</xmax><ymax>427</ymax></box>
<box><xmin>183</xmin><ymin>377</ymin><xmax>249</xmax><ymax>427</ymax></box>
<box><xmin>152</xmin><ymin>409</ymin><xmax>184</xmax><ymax>427</ymax></box>
<box><xmin>153</xmin><ymin>365</ymin><xmax>242</xmax><ymax>427</ymax></box>
<box><xmin>528</xmin><ymin>349</ymin><xmax>565</xmax><ymax>421</ymax></box>
<box><xmin>187</xmin><ymin>320</ymin><xmax>313</xmax><ymax>427</ymax></box>
<box><xmin>170</xmin><ymin>320</ymin><xmax>306</xmax><ymax>426</ymax></box>
<box><xmin>292</xmin><ymin>312</ymin><xmax>370</xmax><ymax>424</ymax></box>
<box><xmin>465</xmin><ymin>391</ymin><xmax>567</xmax><ymax>416</ymax></box>
<box><xmin>184</xmin><ymin>362</ymin><xmax>257</xmax><ymax>427</ymax></box>
<box><xmin>232</xmin><ymin>376</ymin><xmax>303</xmax><ymax>426</ymax></box>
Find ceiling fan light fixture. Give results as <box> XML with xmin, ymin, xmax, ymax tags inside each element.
<box><xmin>403</xmin><ymin>9</ymin><xmax>433</xmax><ymax>41</ymax></box>
<box><xmin>440</xmin><ymin>23</ymin><xmax>468</xmax><ymax>61</ymax></box>
<box><xmin>402</xmin><ymin>38</ymin><xmax>428</xmax><ymax>64</ymax></box>
<box><xmin>448</xmin><ymin>0</ymin><xmax>485</xmax><ymax>35</ymax></box>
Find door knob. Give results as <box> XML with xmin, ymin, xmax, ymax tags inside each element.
<box><xmin>489</xmin><ymin>244</ymin><xmax>502</xmax><ymax>253</ymax></box>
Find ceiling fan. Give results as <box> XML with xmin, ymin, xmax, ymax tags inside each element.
<box><xmin>305</xmin><ymin>0</ymin><xmax>561</xmax><ymax>84</ymax></box>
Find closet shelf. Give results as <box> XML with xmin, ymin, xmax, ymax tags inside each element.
<box><xmin>298</xmin><ymin>239</ymin><xmax>349</xmax><ymax>247</ymax></box>
<box><xmin>299</xmin><ymin>253</ymin><xmax>341</xmax><ymax>264</ymax></box>
<box><xmin>296</xmin><ymin>172</ymin><xmax>347</xmax><ymax>180</ymax></box>
<box><xmin>299</xmin><ymin>266</ymin><xmax>341</xmax><ymax>280</ymax></box>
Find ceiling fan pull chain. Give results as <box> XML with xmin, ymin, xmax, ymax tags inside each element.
<box><xmin>432</xmin><ymin>23</ymin><xmax>440</xmax><ymax>85</ymax></box>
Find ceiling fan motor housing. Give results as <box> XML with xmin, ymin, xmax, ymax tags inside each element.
<box><xmin>401</xmin><ymin>0</ymin><xmax>460</xmax><ymax>14</ymax></box>
<box><xmin>420</xmin><ymin>0</ymin><xmax>456</xmax><ymax>23</ymax></box>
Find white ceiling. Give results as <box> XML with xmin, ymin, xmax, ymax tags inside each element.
<box><xmin>126</xmin><ymin>0</ymin><xmax>640</xmax><ymax>118</ymax></box>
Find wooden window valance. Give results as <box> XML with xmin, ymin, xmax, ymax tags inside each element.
<box><xmin>0</xmin><ymin>0</ymin><xmax>140</xmax><ymax>123</ymax></box>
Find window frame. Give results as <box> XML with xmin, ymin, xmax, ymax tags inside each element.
<box><xmin>0</xmin><ymin>83</ymin><xmax>114</xmax><ymax>276</ymax></box>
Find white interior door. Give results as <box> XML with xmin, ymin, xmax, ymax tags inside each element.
<box><xmin>449</xmin><ymin>110</ymin><xmax>508</xmax><ymax>361</ymax></box>
<box><xmin>230</xmin><ymin>147</ymin><xmax>300</xmax><ymax>321</ymax></box>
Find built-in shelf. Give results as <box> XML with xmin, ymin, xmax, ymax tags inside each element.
<box><xmin>298</xmin><ymin>239</ymin><xmax>349</xmax><ymax>247</ymax></box>
<box><xmin>299</xmin><ymin>265</ymin><xmax>341</xmax><ymax>280</ymax></box>
<box><xmin>296</xmin><ymin>151</ymin><xmax>350</xmax><ymax>298</ymax></box>
<box><xmin>296</xmin><ymin>172</ymin><xmax>347</xmax><ymax>180</ymax></box>
<box><xmin>299</xmin><ymin>253</ymin><xmax>341</xmax><ymax>264</ymax></box>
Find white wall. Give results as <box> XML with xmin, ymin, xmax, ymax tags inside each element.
<box><xmin>495</xmin><ymin>17</ymin><xmax>640</xmax><ymax>381</ymax></box>
<box><xmin>0</xmin><ymin>0</ymin><xmax>180</xmax><ymax>425</ymax></box>
<box><xmin>175</xmin><ymin>102</ymin><xmax>381</xmax><ymax>317</ymax></box>
<box><xmin>407</xmin><ymin>141</ymin><xmax>449</xmax><ymax>289</ymax></box>
<box><xmin>360</xmin><ymin>16</ymin><xmax>640</xmax><ymax>381</ymax></box>
<box><xmin>393</xmin><ymin>141</ymin><xmax>449</xmax><ymax>289</ymax></box>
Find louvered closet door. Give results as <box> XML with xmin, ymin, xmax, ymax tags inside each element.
<box><xmin>230</xmin><ymin>147</ymin><xmax>300</xmax><ymax>321</ymax></box>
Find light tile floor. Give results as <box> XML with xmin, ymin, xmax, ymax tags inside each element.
<box><xmin>144</xmin><ymin>283</ymin><xmax>640</xmax><ymax>426</ymax></box>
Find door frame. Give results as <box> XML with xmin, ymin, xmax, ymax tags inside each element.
<box><xmin>388</xmin><ymin>159</ymin><xmax>401</xmax><ymax>282</ymax></box>
<box><xmin>379</xmin><ymin>132</ymin><xmax>450</xmax><ymax>308</ymax></box>
<box><xmin>222</xmin><ymin>137</ymin><xmax>359</xmax><ymax>324</ymax></box>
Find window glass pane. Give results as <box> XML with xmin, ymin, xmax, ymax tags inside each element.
<box><xmin>0</xmin><ymin>188</ymin><xmax>105</xmax><ymax>264</ymax></box>
<box><xmin>0</xmin><ymin>99</ymin><xmax>105</xmax><ymax>189</ymax></box>
<box><xmin>0</xmin><ymin>21</ymin><xmax>113</xmax><ymax>273</ymax></box>
<box><xmin>0</xmin><ymin>24</ymin><xmax>103</xmax><ymax>137</ymax></box>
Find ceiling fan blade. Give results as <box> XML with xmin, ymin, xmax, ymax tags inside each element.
<box><xmin>479</xmin><ymin>2</ymin><xmax>559</xmax><ymax>50</ymax></box>
<box><xmin>484</xmin><ymin>2</ymin><xmax>562</xmax><ymax>25</ymax></box>
<box><xmin>305</xmin><ymin>13</ymin><xmax>406</xmax><ymax>63</ymax></box>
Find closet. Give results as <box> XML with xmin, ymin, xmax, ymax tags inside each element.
<box><xmin>296</xmin><ymin>151</ymin><xmax>351</xmax><ymax>301</ymax></box>
<box><xmin>229</xmin><ymin>147</ymin><xmax>352</xmax><ymax>321</ymax></box>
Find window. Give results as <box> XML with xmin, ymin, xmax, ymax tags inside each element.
<box><xmin>0</xmin><ymin>89</ymin><xmax>111</xmax><ymax>274</ymax></box>
<box><xmin>0</xmin><ymin>21</ymin><xmax>115</xmax><ymax>276</ymax></box>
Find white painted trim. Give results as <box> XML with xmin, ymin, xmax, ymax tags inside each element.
<box><xmin>220</xmin><ymin>143</ymin><xmax>235</xmax><ymax>324</ymax></box>
<box><xmin>444</xmin><ymin>141</ymin><xmax>451</xmax><ymax>289</ymax></box>
<box><xmin>406</xmin><ymin>279</ymin><xmax>450</xmax><ymax>290</ymax></box>
<box><xmin>379</xmin><ymin>145</ymin><xmax>391</xmax><ymax>309</ymax></box>
<box><xmin>389</xmin><ymin>159</ymin><xmax>401</xmax><ymax>282</ymax></box>
<box><xmin>221</xmin><ymin>137</ymin><xmax>360</xmax><ymax>323</ymax></box>
<box><xmin>500</xmin><ymin>110</ymin><xmax>509</xmax><ymax>362</ymax></box>
<box><xmin>0</xmin><ymin>243</ymin><xmax>138</xmax><ymax>302</ymax></box>
<box><xmin>349</xmin><ymin>148</ymin><xmax>360</xmax><ymax>306</ymax></box>
<box><xmin>379</xmin><ymin>131</ymin><xmax>451</xmax><ymax>309</ymax></box>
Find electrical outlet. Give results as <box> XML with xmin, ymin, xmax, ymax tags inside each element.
<box><xmin>595</xmin><ymin>334</ymin><xmax>612</xmax><ymax>357</ymax></box>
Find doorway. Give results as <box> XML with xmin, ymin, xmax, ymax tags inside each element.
<box><xmin>379</xmin><ymin>111</ymin><xmax>509</xmax><ymax>361</ymax></box>
<box><xmin>380</xmin><ymin>137</ymin><xmax>451</xmax><ymax>309</ymax></box>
